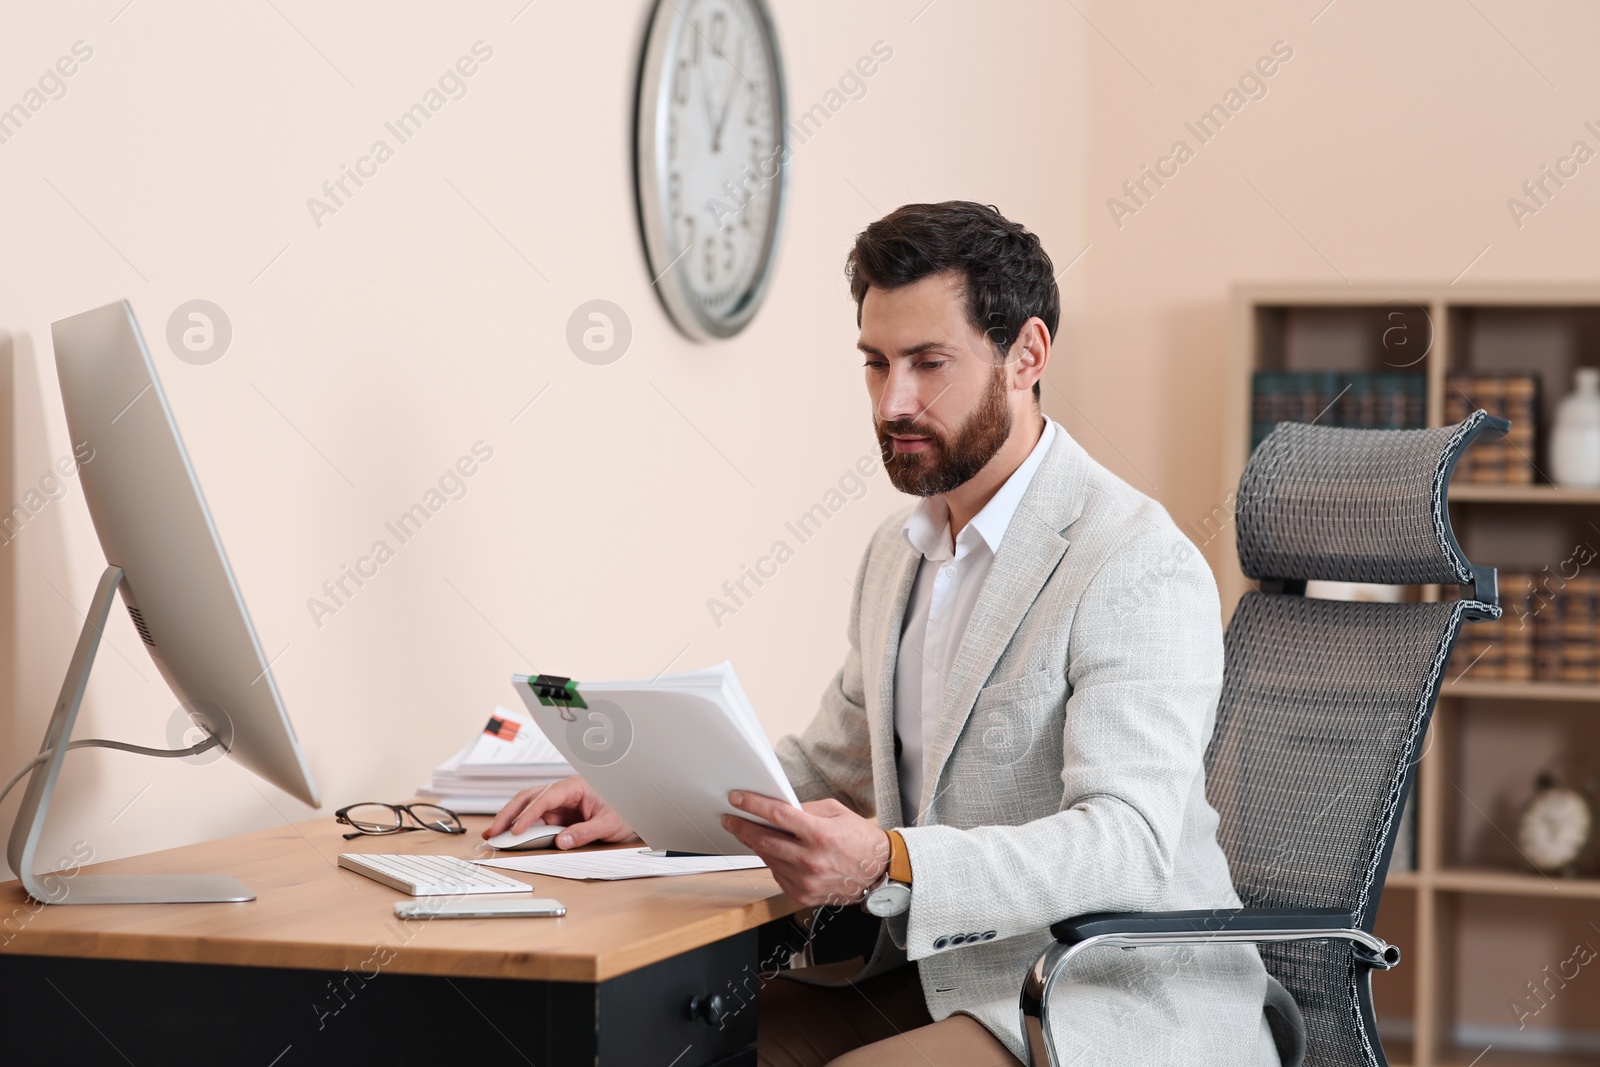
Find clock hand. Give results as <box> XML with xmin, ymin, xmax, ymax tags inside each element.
<box><xmin>709</xmin><ymin>34</ymin><xmax>747</xmax><ymax>153</ymax></box>
<box><xmin>711</xmin><ymin>75</ymin><xmax>742</xmax><ymax>153</ymax></box>
<box><xmin>701</xmin><ymin>61</ymin><xmax>721</xmax><ymax>143</ymax></box>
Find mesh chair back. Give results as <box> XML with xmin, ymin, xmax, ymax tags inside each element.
<box><xmin>1236</xmin><ymin>418</ymin><xmax>1489</xmax><ymax>587</ymax></box>
<box><xmin>1206</xmin><ymin>413</ymin><xmax>1503</xmax><ymax>1067</ymax></box>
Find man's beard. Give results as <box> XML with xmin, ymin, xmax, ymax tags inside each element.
<box><xmin>877</xmin><ymin>366</ymin><xmax>1013</xmax><ymax>497</ymax></box>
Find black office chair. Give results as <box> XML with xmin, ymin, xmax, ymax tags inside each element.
<box><xmin>1019</xmin><ymin>411</ymin><xmax>1508</xmax><ymax>1067</ymax></box>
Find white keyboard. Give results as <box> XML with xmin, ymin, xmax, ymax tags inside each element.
<box><xmin>338</xmin><ymin>853</ymin><xmax>533</xmax><ymax>896</ymax></box>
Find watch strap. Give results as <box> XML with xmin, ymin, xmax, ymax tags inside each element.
<box><xmin>887</xmin><ymin>830</ymin><xmax>913</xmax><ymax>885</ymax></box>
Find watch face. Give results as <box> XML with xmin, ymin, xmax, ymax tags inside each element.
<box><xmin>1518</xmin><ymin>786</ymin><xmax>1593</xmax><ymax>871</ymax></box>
<box><xmin>865</xmin><ymin>882</ymin><xmax>911</xmax><ymax>918</ymax></box>
<box><xmin>636</xmin><ymin>0</ymin><xmax>788</xmax><ymax>339</ymax></box>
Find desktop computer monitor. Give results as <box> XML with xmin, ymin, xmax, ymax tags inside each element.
<box><xmin>5</xmin><ymin>300</ymin><xmax>319</xmax><ymax>904</ymax></box>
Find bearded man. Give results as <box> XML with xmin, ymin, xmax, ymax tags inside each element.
<box><xmin>489</xmin><ymin>202</ymin><xmax>1288</xmax><ymax>1067</ymax></box>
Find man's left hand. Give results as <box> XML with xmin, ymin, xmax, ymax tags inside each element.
<box><xmin>722</xmin><ymin>791</ymin><xmax>890</xmax><ymax>907</ymax></box>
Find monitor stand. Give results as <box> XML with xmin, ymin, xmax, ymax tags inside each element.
<box><xmin>6</xmin><ymin>566</ymin><xmax>254</xmax><ymax>904</ymax></box>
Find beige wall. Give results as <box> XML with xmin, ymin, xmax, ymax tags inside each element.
<box><xmin>1071</xmin><ymin>0</ymin><xmax>1600</xmax><ymax>582</ymax></box>
<box><xmin>0</xmin><ymin>1</ymin><xmax>1084</xmax><ymax>869</ymax></box>
<box><xmin>3</xmin><ymin>0</ymin><xmax>1597</xmax><ymax>872</ymax></box>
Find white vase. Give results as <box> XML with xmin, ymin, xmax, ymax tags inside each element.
<box><xmin>1550</xmin><ymin>367</ymin><xmax>1600</xmax><ymax>488</ymax></box>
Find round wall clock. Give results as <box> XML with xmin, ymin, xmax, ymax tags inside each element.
<box><xmin>635</xmin><ymin>0</ymin><xmax>789</xmax><ymax>340</ymax></box>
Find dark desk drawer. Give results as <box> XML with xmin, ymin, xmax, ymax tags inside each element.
<box><xmin>589</xmin><ymin>927</ymin><xmax>758</xmax><ymax>1065</ymax></box>
<box><xmin>0</xmin><ymin>930</ymin><xmax>759</xmax><ymax>1066</ymax></box>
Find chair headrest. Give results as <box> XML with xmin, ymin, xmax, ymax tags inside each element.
<box><xmin>1236</xmin><ymin>411</ymin><xmax>1505</xmax><ymax>591</ymax></box>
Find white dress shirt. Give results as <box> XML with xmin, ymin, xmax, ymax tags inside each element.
<box><xmin>894</xmin><ymin>417</ymin><xmax>1058</xmax><ymax>824</ymax></box>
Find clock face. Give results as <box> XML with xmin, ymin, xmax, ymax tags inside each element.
<box><xmin>1518</xmin><ymin>786</ymin><xmax>1593</xmax><ymax>871</ymax></box>
<box><xmin>636</xmin><ymin>0</ymin><xmax>788</xmax><ymax>339</ymax></box>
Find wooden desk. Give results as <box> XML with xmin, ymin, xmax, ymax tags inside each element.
<box><xmin>0</xmin><ymin>815</ymin><xmax>803</xmax><ymax>1066</ymax></box>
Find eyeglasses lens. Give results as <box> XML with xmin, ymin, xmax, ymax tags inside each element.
<box><xmin>409</xmin><ymin>804</ymin><xmax>462</xmax><ymax>832</ymax></box>
<box><xmin>344</xmin><ymin>803</ymin><xmax>402</xmax><ymax>834</ymax></box>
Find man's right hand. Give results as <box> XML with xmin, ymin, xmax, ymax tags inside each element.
<box><xmin>483</xmin><ymin>775</ymin><xmax>637</xmax><ymax>850</ymax></box>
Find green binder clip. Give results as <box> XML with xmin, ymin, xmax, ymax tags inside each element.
<box><xmin>531</xmin><ymin>674</ymin><xmax>586</xmax><ymax>721</ymax></box>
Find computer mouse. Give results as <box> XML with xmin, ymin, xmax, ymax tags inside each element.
<box><xmin>485</xmin><ymin>823</ymin><xmax>565</xmax><ymax>851</ymax></box>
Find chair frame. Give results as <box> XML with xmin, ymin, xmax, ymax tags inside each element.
<box><xmin>1018</xmin><ymin>415</ymin><xmax>1507</xmax><ymax>1067</ymax></box>
<box><xmin>1019</xmin><ymin>910</ymin><xmax>1399</xmax><ymax>1066</ymax></box>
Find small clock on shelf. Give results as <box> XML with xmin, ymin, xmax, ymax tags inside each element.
<box><xmin>635</xmin><ymin>0</ymin><xmax>789</xmax><ymax>340</ymax></box>
<box><xmin>1516</xmin><ymin>770</ymin><xmax>1597</xmax><ymax>876</ymax></box>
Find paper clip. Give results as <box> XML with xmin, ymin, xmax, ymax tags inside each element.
<box><xmin>531</xmin><ymin>674</ymin><xmax>586</xmax><ymax>721</ymax></box>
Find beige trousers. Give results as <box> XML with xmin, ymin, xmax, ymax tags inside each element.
<box><xmin>756</xmin><ymin>963</ymin><xmax>1021</xmax><ymax>1067</ymax></box>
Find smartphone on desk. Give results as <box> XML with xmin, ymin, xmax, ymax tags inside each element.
<box><xmin>394</xmin><ymin>898</ymin><xmax>566</xmax><ymax>920</ymax></box>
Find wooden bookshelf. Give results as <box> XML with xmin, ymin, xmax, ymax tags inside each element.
<box><xmin>1444</xmin><ymin>680</ymin><xmax>1600</xmax><ymax>703</ymax></box>
<box><xmin>1388</xmin><ymin>870</ymin><xmax>1425</xmax><ymax>891</ymax></box>
<box><xmin>1229</xmin><ymin>284</ymin><xmax>1600</xmax><ymax>1067</ymax></box>
<box><xmin>1448</xmin><ymin>484</ymin><xmax>1600</xmax><ymax>505</ymax></box>
<box><xmin>1432</xmin><ymin>868</ymin><xmax>1600</xmax><ymax>900</ymax></box>
<box><xmin>1396</xmin><ymin>865</ymin><xmax>1600</xmax><ymax>900</ymax></box>
<box><xmin>1433</xmin><ymin>1055</ymin><xmax>1599</xmax><ymax>1067</ymax></box>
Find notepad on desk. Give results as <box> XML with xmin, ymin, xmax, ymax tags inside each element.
<box><xmin>477</xmin><ymin>848</ymin><xmax>767</xmax><ymax>881</ymax></box>
<box><xmin>511</xmin><ymin>662</ymin><xmax>800</xmax><ymax>857</ymax></box>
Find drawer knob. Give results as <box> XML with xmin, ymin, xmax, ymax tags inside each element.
<box><xmin>687</xmin><ymin>993</ymin><xmax>727</xmax><ymax>1026</ymax></box>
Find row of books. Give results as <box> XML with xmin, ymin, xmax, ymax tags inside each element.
<box><xmin>1447</xmin><ymin>573</ymin><xmax>1600</xmax><ymax>683</ymax></box>
<box><xmin>1251</xmin><ymin>369</ymin><xmax>1542</xmax><ymax>482</ymax></box>
<box><xmin>1443</xmin><ymin>372</ymin><xmax>1539</xmax><ymax>484</ymax></box>
<box><xmin>1250</xmin><ymin>372</ymin><xmax>1426</xmax><ymax>449</ymax></box>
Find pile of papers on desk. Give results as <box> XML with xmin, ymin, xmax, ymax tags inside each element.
<box><xmin>417</xmin><ymin>704</ymin><xmax>573</xmax><ymax>815</ymax></box>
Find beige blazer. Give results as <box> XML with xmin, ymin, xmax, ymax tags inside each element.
<box><xmin>775</xmin><ymin>425</ymin><xmax>1281</xmax><ymax>1065</ymax></box>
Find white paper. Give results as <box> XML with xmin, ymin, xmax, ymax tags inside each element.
<box><xmin>419</xmin><ymin>704</ymin><xmax>573</xmax><ymax>803</ymax></box>
<box><xmin>511</xmin><ymin>662</ymin><xmax>798</xmax><ymax>855</ymax></box>
<box><xmin>416</xmin><ymin>795</ymin><xmax>517</xmax><ymax>815</ymax></box>
<box><xmin>460</xmin><ymin>705</ymin><xmax>571</xmax><ymax>772</ymax></box>
<box><xmin>475</xmin><ymin>848</ymin><xmax>767</xmax><ymax>881</ymax></box>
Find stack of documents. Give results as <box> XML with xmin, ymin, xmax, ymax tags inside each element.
<box><xmin>417</xmin><ymin>704</ymin><xmax>573</xmax><ymax>815</ymax></box>
<box><xmin>477</xmin><ymin>848</ymin><xmax>767</xmax><ymax>881</ymax></box>
<box><xmin>512</xmin><ymin>662</ymin><xmax>799</xmax><ymax>856</ymax></box>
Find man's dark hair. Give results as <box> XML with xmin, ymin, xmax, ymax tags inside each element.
<box><xmin>845</xmin><ymin>201</ymin><xmax>1058</xmax><ymax>400</ymax></box>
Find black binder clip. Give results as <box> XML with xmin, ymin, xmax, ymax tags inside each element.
<box><xmin>531</xmin><ymin>674</ymin><xmax>586</xmax><ymax>721</ymax></box>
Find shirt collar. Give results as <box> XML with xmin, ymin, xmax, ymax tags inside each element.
<box><xmin>902</xmin><ymin>417</ymin><xmax>1058</xmax><ymax>562</ymax></box>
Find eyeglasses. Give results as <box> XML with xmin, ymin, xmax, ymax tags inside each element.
<box><xmin>335</xmin><ymin>802</ymin><xmax>465</xmax><ymax>840</ymax></box>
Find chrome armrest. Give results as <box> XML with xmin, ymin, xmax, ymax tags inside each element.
<box><xmin>1019</xmin><ymin>907</ymin><xmax>1399</xmax><ymax>1067</ymax></box>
